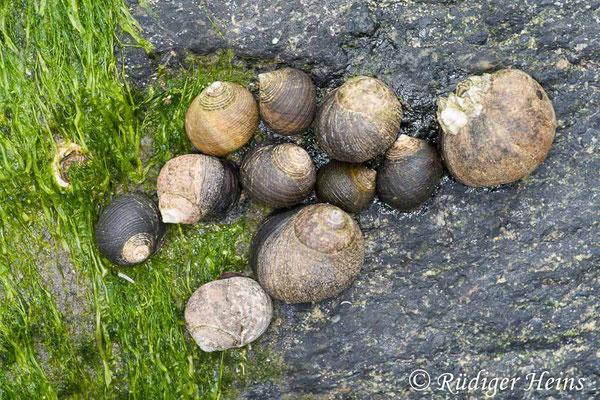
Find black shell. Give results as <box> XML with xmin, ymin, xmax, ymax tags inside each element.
<box><xmin>316</xmin><ymin>160</ymin><xmax>376</xmax><ymax>213</ymax></box>
<box><xmin>95</xmin><ymin>192</ymin><xmax>165</xmax><ymax>266</ymax></box>
<box><xmin>377</xmin><ymin>135</ymin><xmax>443</xmax><ymax>211</ymax></box>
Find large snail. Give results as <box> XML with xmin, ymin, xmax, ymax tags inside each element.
<box><xmin>240</xmin><ymin>143</ymin><xmax>316</xmax><ymax>209</ymax></box>
<box><xmin>316</xmin><ymin>160</ymin><xmax>376</xmax><ymax>213</ymax></box>
<box><xmin>314</xmin><ymin>76</ymin><xmax>403</xmax><ymax>163</ymax></box>
<box><xmin>157</xmin><ymin>154</ymin><xmax>239</xmax><ymax>224</ymax></box>
<box><xmin>185</xmin><ymin>81</ymin><xmax>259</xmax><ymax>156</ymax></box>
<box><xmin>436</xmin><ymin>69</ymin><xmax>556</xmax><ymax>187</ymax></box>
<box><xmin>258</xmin><ymin>67</ymin><xmax>317</xmax><ymax>136</ymax></box>
<box><xmin>250</xmin><ymin>204</ymin><xmax>364</xmax><ymax>303</ymax></box>
<box><xmin>95</xmin><ymin>192</ymin><xmax>165</xmax><ymax>266</ymax></box>
<box><xmin>377</xmin><ymin>135</ymin><xmax>443</xmax><ymax>211</ymax></box>
<box><xmin>185</xmin><ymin>275</ymin><xmax>272</xmax><ymax>352</ymax></box>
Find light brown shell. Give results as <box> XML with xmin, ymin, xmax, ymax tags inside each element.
<box><xmin>436</xmin><ymin>69</ymin><xmax>556</xmax><ymax>187</ymax></box>
<box><xmin>250</xmin><ymin>204</ymin><xmax>364</xmax><ymax>303</ymax></box>
<box><xmin>316</xmin><ymin>160</ymin><xmax>376</xmax><ymax>213</ymax></box>
<box><xmin>157</xmin><ymin>154</ymin><xmax>239</xmax><ymax>224</ymax></box>
<box><xmin>52</xmin><ymin>142</ymin><xmax>87</xmax><ymax>188</ymax></box>
<box><xmin>314</xmin><ymin>76</ymin><xmax>403</xmax><ymax>163</ymax></box>
<box><xmin>185</xmin><ymin>276</ymin><xmax>272</xmax><ymax>352</ymax></box>
<box><xmin>259</xmin><ymin>68</ymin><xmax>317</xmax><ymax>136</ymax></box>
<box><xmin>185</xmin><ymin>81</ymin><xmax>259</xmax><ymax>156</ymax></box>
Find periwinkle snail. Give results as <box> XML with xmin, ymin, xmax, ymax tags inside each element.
<box><xmin>314</xmin><ymin>76</ymin><xmax>403</xmax><ymax>163</ymax></box>
<box><xmin>436</xmin><ymin>69</ymin><xmax>556</xmax><ymax>187</ymax></box>
<box><xmin>258</xmin><ymin>67</ymin><xmax>317</xmax><ymax>136</ymax></box>
<box><xmin>185</xmin><ymin>275</ymin><xmax>272</xmax><ymax>352</ymax></box>
<box><xmin>240</xmin><ymin>143</ymin><xmax>316</xmax><ymax>208</ymax></box>
<box><xmin>185</xmin><ymin>81</ymin><xmax>259</xmax><ymax>156</ymax></box>
<box><xmin>377</xmin><ymin>135</ymin><xmax>443</xmax><ymax>211</ymax></box>
<box><xmin>95</xmin><ymin>192</ymin><xmax>165</xmax><ymax>266</ymax></box>
<box><xmin>52</xmin><ymin>142</ymin><xmax>87</xmax><ymax>189</ymax></box>
<box><xmin>316</xmin><ymin>160</ymin><xmax>377</xmax><ymax>213</ymax></box>
<box><xmin>157</xmin><ymin>154</ymin><xmax>239</xmax><ymax>224</ymax></box>
<box><xmin>250</xmin><ymin>203</ymin><xmax>364</xmax><ymax>303</ymax></box>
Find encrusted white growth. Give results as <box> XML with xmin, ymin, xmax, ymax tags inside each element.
<box><xmin>437</xmin><ymin>74</ymin><xmax>492</xmax><ymax>135</ymax></box>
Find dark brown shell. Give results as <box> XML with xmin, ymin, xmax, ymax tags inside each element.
<box><xmin>259</xmin><ymin>68</ymin><xmax>316</xmax><ymax>136</ymax></box>
<box><xmin>240</xmin><ymin>143</ymin><xmax>316</xmax><ymax>208</ymax></box>
<box><xmin>436</xmin><ymin>69</ymin><xmax>556</xmax><ymax>187</ymax></box>
<box><xmin>250</xmin><ymin>204</ymin><xmax>364</xmax><ymax>303</ymax></box>
<box><xmin>314</xmin><ymin>76</ymin><xmax>403</xmax><ymax>163</ymax></box>
<box><xmin>316</xmin><ymin>160</ymin><xmax>376</xmax><ymax>213</ymax></box>
<box><xmin>185</xmin><ymin>81</ymin><xmax>259</xmax><ymax>156</ymax></box>
<box><xmin>377</xmin><ymin>135</ymin><xmax>443</xmax><ymax>211</ymax></box>
<box><xmin>157</xmin><ymin>154</ymin><xmax>239</xmax><ymax>224</ymax></box>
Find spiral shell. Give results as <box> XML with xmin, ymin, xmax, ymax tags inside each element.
<box><xmin>314</xmin><ymin>76</ymin><xmax>403</xmax><ymax>163</ymax></box>
<box><xmin>240</xmin><ymin>143</ymin><xmax>316</xmax><ymax>208</ymax></box>
<box><xmin>316</xmin><ymin>161</ymin><xmax>376</xmax><ymax>213</ymax></box>
<box><xmin>250</xmin><ymin>204</ymin><xmax>364</xmax><ymax>303</ymax></box>
<box><xmin>258</xmin><ymin>68</ymin><xmax>317</xmax><ymax>136</ymax></box>
<box><xmin>157</xmin><ymin>154</ymin><xmax>240</xmax><ymax>224</ymax></box>
<box><xmin>52</xmin><ymin>142</ymin><xmax>87</xmax><ymax>189</ymax></box>
<box><xmin>185</xmin><ymin>81</ymin><xmax>259</xmax><ymax>156</ymax></box>
<box><xmin>377</xmin><ymin>135</ymin><xmax>443</xmax><ymax>211</ymax></box>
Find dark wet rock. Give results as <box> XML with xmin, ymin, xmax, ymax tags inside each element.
<box><xmin>127</xmin><ymin>0</ymin><xmax>600</xmax><ymax>398</ymax></box>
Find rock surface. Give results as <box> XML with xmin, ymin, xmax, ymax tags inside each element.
<box><xmin>128</xmin><ymin>0</ymin><xmax>599</xmax><ymax>398</ymax></box>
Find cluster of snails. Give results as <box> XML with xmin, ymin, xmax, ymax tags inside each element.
<box><xmin>92</xmin><ymin>67</ymin><xmax>556</xmax><ymax>352</ymax></box>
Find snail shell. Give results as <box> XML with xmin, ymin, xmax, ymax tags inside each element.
<box><xmin>258</xmin><ymin>68</ymin><xmax>317</xmax><ymax>136</ymax></box>
<box><xmin>185</xmin><ymin>81</ymin><xmax>259</xmax><ymax>156</ymax></box>
<box><xmin>314</xmin><ymin>76</ymin><xmax>403</xmax><ymax>163</ymax></box>
<box><xmin>240</xmin><ymin>143</ymin><xmax>316</xmax><ymax>209</ymax></box>
<box><xmin>157</xmin><ymin>154</ymin><xmax>240</xmax><ymax>224</ymax></box>
<box><xmin>316</xmin><ymin>160</ymin><xmax>376</xmax><ymax>213</ymax></box>
<box><xmin>95</xmin><ymin>192</ymin><xmax>165</xmax><ymax>266</ymax></box>
<box><xmin>52</xmin><ymin>142</ymin><xmax>87</xmax><ymax>189</ymax></box>
<box><xmin>185</xmin><ymin>276</ymin><xmax>272</xmax><ymax>352</ymax></box>
<box><xmin>377</xmin><ymin>135</ymin><xmax>443</xmax><ymax>211</ymax></box>
<box><xmin>436</xmin><ymin>69</ymin><xmax>556</xmax><ymax>187</ymax></box>
<box><xmin>250</xmin><ymin>204</ymin><xmax>364</xmax><ymax>303</ymax></box>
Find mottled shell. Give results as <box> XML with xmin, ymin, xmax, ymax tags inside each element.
<box><xmin>95</xmin><ymin>192</ymin><xmax>165</xmax><ymax>266</ymax></box>
<box><xmin>185</xmin><ymin>81</ymin><xmax>259</xmax><ymax>156</ymax></box>
<box><xmin>185</xmin><ymin>276</ymin><xmax>272</xmax><ymax>352</ymax></box>
<box><xmin>436</xmin><ymin>69</ymin><xmax>556</xmax><ymax>187</ymax></box>
<box><xmin>377</xmin><ymin>135</ymin><xmax>443</xmax><ymax>211</ymax></box>
<box><xmin>52</xmin><ymin>142</ymin><xmax>87</xmax><ymax>189</ymax></box>
<box><xmin>316</xmin><ymin>161</ymin><xmax>376</xmax><ymax>213</ymax></box>
<box><xmin>259</xmin><ymin>68</ymin><xmax>317</xmax><ymax>136</ymax></box>
<box><xmin>314</xmin><ymin>76</ymin><xmax>403</xmax><ymax>163</ymax></box>
<box><xmin>157</xmin><ymin>154</ymin><xmax>240</xmax><ymax>224</ymax></box>
<box><xmin>240</xmin><ymin>143</ymin><xmax>316</xmax><ymax>208</ymax></box>
<box><xmin>250</xmin><ymin>204</ymin><xmax>364</xmax><ymax>303</ymax></box>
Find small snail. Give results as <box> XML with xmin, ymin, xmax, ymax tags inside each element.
<box><xmin>185</xmin><ymin>275</ymin><xmax>272</xmax><ymax>352</ymax></box>
<box><xmin>314</xmin><ymin>76</ymin><xmax>403</xmax><ymax>163</ymax></box>
<box><xmin>95</xmin><ymin>192</ymin><xmax>165</xmax><ymax>266</ymax></box>
<box><xmin>240</xmin><ymin>143</ymin><xmax>316</xmax><ymax>208</ymax></box>
<box><xmin>316</xmin><ymin>161</ymin><xmax>376</xmax><ymax>213</ymax></box>
<box><xmin>377</xmin><ymin>135</ymin><xmax>443</xmax><ymax>211</ymax></box>
<box><xmin>250</xmin><ymin>204</ymin><xmax>364</xmax><ymax>303</ymax></box>
<box><xmin>157</xmin><ymin>154</ymin><xmax>240</xmax><ymax>224</ymax></box>
<box><xmin>52</xmin><ymin>142</ymin><xmax>87</xmax><ymax>189</ymax></box>
<box><xmin>185</xmin><ymin>81</ymin><xmax>259</xmax><ymax>156</ymax></box>
<box><xmin>436</xmin><ymin>69</ymin><xmax>556</xmax><ymax>187</ymax></box>
<box><xmin>258</xmin><ymin>67</ymin><xmax>317</xmax><ymax>136</ymax></box>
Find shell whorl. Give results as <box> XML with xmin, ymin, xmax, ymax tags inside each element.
<box><xmin>351</xmin><ymin>166</ymin><xmax>377</xmax><ymax>191</ymax></box>
<box><xmin>258</xmin><ymin>71</ymin><xmax>282</xmax><ymax>103</ymax></box>
<box><xmin>385</xmin><ymin>134</ymin><xmax>423</xmax><ymax>160</ymax></box>
<box><xmin>294</xmin><ymin>204</ymin><xmax>360</xmax><ymax>254</ymax></box>
<box><xmin>271</xmin><ymin>143</ymin><xmax>314</xmax><ymax>178</ymax></box>
<box><xmin>197</xmin><ymin>81</ymin><xmax>237</xmax><ymax>111</ymax></box>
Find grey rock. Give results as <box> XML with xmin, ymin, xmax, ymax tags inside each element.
<box><xmin>127</xmin><ymin>0</ymin><xmax>600</xmax><ymax>398</ymax></box>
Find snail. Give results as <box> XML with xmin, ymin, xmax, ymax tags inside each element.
<box><xmin>316</xmin><ymin>160</ymin><xmax>376</xmax><ymax>213</ymax></box>
<box><xmin>185</xmin><ymin>275</ymin><xmax>272</xmax><ymax>352</ymax></box>
<box><xmin>250</xmin><ymin>203</ymin><xmax>364</xmax><ymax>303</ymax></box>
<box><xmin>185</xmin><ymin>81</ymin><xmax>259</xmax><ymax>156</ymax></box>
<box><xmin>436</xmin><ymin>69</ymin><xmax>556</xmax><ymax>187</ymax></box>
<box><xmin>377</xmin><ymin>135</ymin><xmax>443</xmax><ymax>211</ymax></box>
<box><xmin>157</xmin><ymin>154</ymin><xmax>240</xmax><ymax>224</ymax></box>
<box><xmin>95</xmin><ymin>192</ymin><xmax>165</xmax><ymax>266</ymax></box>
<box><xmin>240</xmin><ymin>143</ymin><xmax>316</xmax><ymax>208</ymax></box>
<box><xmin>314</xmin><ymin>76</ymin><xmax>403</xmax><ymax>163</ymax></box>
<box><xmin>258</xmin><ymin>67</ymin><xmax>317</xmax><ymax>136</ymax></box>
<box><xmin>52</xmin><ymin>142</ymin><xmax>87</xmax><ymax>189</ymax></box>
